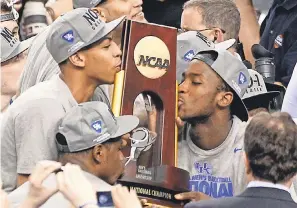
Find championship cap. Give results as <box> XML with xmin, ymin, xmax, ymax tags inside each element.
<box><xmin>193</xmin><ymin>49</ymin><xmax>250</xmax><ymax>121</ymax></box>
<box><xmin>46</xmin><ymin>8</ymin><xmax>125</xmax><ymax>64</ymax></box>
<box><xmin>1</xmin><ymin>27</ymin><xmax>33</xmax><ymax>63</ymax></box>
<box><xmin>0</xmin><ymin>0</ymin><xmax>19</xmax><ymax>22</ymax></box>
<box><xmin>73</xmin><ymin>0</ymin><xmax>105</xmax><ymax>8</ymax></box>
<box><xmin>56</xmin><ymin>102</ymin><xmax>139</xmax><ymax>153</ymax></box>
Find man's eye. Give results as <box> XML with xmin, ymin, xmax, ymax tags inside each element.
<box><xmin>103</xmin><ymin>45</ymin><xmax>110</xmax><ymax>49</ymax></box>
<box><xmin>192</xmin><ymin>82</ymin><xmax>201</xmax><ymax>85</ymax></box>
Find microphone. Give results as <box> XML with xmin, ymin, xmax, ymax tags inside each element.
<box><xmin>251</xmin><ymin>44</ymin><xmax>274</xmax><ymax>59</ymax></box>
<box><xmin>251</xmin><ymin>44</ymin><xmax>275</xmax><ymax>84</ymax></box>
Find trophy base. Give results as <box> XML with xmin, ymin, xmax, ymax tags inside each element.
<box><xmin>117</xmin><ymin>164</ymin><xmax>190</xmax><ymax>207</ymax></box>
<box><xmin>119</xmin><ymin>179</ymin><xmax>187</xmax><ymax>208</ymax></box>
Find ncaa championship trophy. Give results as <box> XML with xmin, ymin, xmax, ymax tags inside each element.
<box><xmin>112</xmin><ymin>20</ymin><xmax>190</xmax><ymax>207</ymax></box>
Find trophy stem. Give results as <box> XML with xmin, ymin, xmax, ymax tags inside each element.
<box><xmin>112</xmin><ymin>70</ymin><xmax>125</xmax><ymax>116</ymax></box>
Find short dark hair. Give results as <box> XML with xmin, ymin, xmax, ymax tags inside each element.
<box><xmin>0</xmin><ymin>0</ymin><xmax>12</xmax><ymax>13</ymax></box>
<box><xmin>244</xmin><ymin>112</ymin><xmax>297</xmax><ymax>183</ymax></box>
<box><xmin>248</xmin><ymin>107</ymin><xmax>269</xmax><ymax>117</ymax></box>
<box><xmin>57</xmin><ymin>135</ymin><xmax>122</xmax><ymax>160</ymax></box>
<box><xmin>183</xmin><ymin>0</ymin><xmax>241</xmax><ymax>40</ymax></box>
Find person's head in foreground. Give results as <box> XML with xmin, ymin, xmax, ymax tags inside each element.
<box><xmin>0</xmin><ymin>0</ymin><xmax>19</xmax><ymax>39</ymax></box>
<box><xmin>178</xmin><ymin>48</ymin><xmax>250</xmax><ymax>124</ymax></box>
<box><xmin>56</xmin><ymin>101</ymin><xmax>139</xmax><ymax>185</ymax></box>
<box><xmin>244</xmin><ymin>112</ymin><xmax>297</xmax><ymax>187</ymax></box>
<box><xmin>181</xmin><ymin>0</ymin><xmax>240</xmax><ymax>44</ymax></box>
<box><xmin>73</xmin><ymin>0</ymin><xmax>145</xmax><ymax>22</ymax></box>
<box><xmin>176</xmin><ymin>30</ymin><xmax>235</xmax><ymax>83</ymax></box>
<box><xmin>1</xmin><ymin>27</ymin><xmax>33</xmax><ymax>111</ymax></box>
<box><xmin>46</xmin><ymin>8</ymin><xmax>124</xmax><ymax>85</ymax></box>
<box><xmin>73</xmin><ymin>0</ymin><xmax>145</xmax><ymax>47</ymax></box>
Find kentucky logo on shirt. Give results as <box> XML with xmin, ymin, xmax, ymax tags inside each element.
<box><xmin>184</xmin><ymin>50</ymin><xmax>195</xmax><ymax>62</ymax></box>
<box><xmin>274</xmin><ymin>34</ymin><xmax>283</xmax><ymax>49</ymax></box>
<box><xmin>91</xmin><ymin>120</ymin><xmax>102</xmax><ymax>133</ymax></box>
<box><xmin>189</xmin><ymin>162</ymin><xmax>234</xmax><ymax>198</ymax></box>
<box><xmin>62</xmin><ymin>30</ymin><xmax>74</xmax><ymax>43</ymax></box>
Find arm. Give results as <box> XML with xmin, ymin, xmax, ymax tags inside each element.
<box><xmin>235</xmin><ymin>0</ymin><xmax>260</xmax><ymax>63</ymax></box>
<box><xmin>17</xmin><ymin>174</ymin><xmax>30</xmax><ymax>187</ymax></box>
<box><xmin>0</xmin><ymin>182</ymin><xmax>10</xmax><ymax>208</ymax></box>
<box><xmin>15</xmin><ymin>99</ymin><xmax>65</xmax><ymax>176</ymax></box>
<box><xmin>279</xmin><ymin>40</ymin><xmax>297</xmax><ymax>86</ymax></box>
<box><xmin>282</xmin><ymin>63</ymin><xmax>297</xmax><ymax>118</ymax></box>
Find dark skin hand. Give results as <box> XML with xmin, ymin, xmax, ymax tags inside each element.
<box><xmin>175</xmin><ymin>191</ymin><xmax>211</xmax><ymax>202</ymax></box>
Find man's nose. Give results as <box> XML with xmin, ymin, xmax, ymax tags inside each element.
<box><xmin>133</xmin><ymin>0</ymin><xmax>143</xmax><ymax>7</ymax></box>
<box><xmin>178</xmin><ymin>81</ymin><xmax>188</xmax><ymax>94</ymax></box>
<box><xmin>113</xmin><ymin>42</ymin><xmax>122</xmax><ymax>57</ymax></box>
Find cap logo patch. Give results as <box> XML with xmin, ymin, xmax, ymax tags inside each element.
<box><xmin>183</xmin><ymin>50</ymin><xmax>195</xmax><ymax>62</ymax></box>
<box><xmin>91</xmin><ymin>120</ymin><xmax>102</xmax><ymax>133</ymax></box>
<box><xmin>1</xmin><ymin>27</ymin><xmax>17</xmax><ymax>47</ymax></box>
<box><xmin>238</xmin><ymin>72</ymin><xmax>247</xmax><ymax>85</ymax></box>
<box><xmin>83</xmin><ymin>9</ymin><xmax>101</xmax><ymax>30</ymax></box>
<box><xmin>62</xmin><ymin>30</ymin><xmax>74</xmax><ymax>43</ymax></box>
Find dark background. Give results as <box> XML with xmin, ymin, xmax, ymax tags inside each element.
<box><xmin>143</xmin><ymin>0</ymin><xmax>274</xmax><ymax>29</ymax></box>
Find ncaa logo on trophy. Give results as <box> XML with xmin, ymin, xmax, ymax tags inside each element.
<box><xmin>134</xmin><ymin>36</ymin><xmax>170</xmax><ymax>79</ymax></box>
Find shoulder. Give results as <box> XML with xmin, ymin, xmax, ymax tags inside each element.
<box><xmin>8</xmin><ymin>96</ymin><xmax>65</xmax><ymax>122</ymax></box>
<box><xmin>83</xmin><ymin>171</ymin><xmax>112</xmax><ymax>191</ymax></box>
<box><xmin>185</xmin><ymin>196</ymin><xmax>244</xmax><ymax>208</ymax></box>
<box><xmin>15</xmin><ymin>78</ymin><xmax>61</xmax><ymax>104</ymax></box>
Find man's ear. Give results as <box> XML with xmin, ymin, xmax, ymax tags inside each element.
<box><xmin>92</xmin><ymin>7</ymin><xmax>107</xmax><ymax>22</ymax></box>
<box><xmin>217</xmin><ymin>91</ymin><xmax>233</xmax><ymax>108</ymax></box>
<box><xmin>244</xmin><ymin>152</ymin><xmax>252</xmax><ymax>175</ymax></box>
<box><xmin>68</xmin><ymin>52</ymin><xmax>86</xmax><ymax>68</ymax></box>
<box><xmin>213</xmin><ymin>28</ymin><xmax>225</xmax><ymax>42</ymax></box>
<box><xmin>92</xmin><ymin>144</ymin><xmax>105</xmax><ymax>164</ymax></box>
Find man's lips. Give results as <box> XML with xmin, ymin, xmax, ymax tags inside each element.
<box><xmin>178</xmin><ymin>97</ymin><xmax>184</xmax><ymax>106</ymax></box>
<box><xmin>115</xmin><ymin>62</ymin><xmax>122</xmax><ymax>72</ymax></box>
